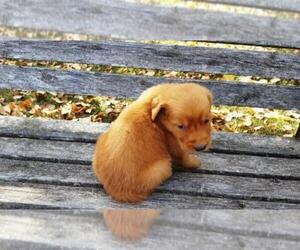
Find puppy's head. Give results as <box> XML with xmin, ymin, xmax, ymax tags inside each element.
<box><xmin>150</xmin><ymin>83</ymin><xmax>213</xmax><ymax>152</ymax></box>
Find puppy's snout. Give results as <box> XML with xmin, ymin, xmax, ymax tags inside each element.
<box><xmin>194</xmin><ymin>144</ymin><xmax>207</xmax><ymax>152</ymax></box>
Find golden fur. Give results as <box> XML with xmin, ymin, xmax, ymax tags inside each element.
<box><xmin>92</xmin><ymin>83</ymin><xmax>213</xmax><ymax>203</ymax></box>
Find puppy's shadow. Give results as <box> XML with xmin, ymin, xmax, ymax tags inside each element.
<box><xmin>102</xmin><ymin>208</ymin><xmax>161</xmax><ymax>242</ymax></box>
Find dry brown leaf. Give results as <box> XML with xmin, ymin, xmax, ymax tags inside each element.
<box><xmin>0</xmin><ymin>105</ymin><xmax>5</xmax><ymax>115</ymax></box>
<box><xmin>19</xmin><ymin>99</ymin><xmax>33</xmax><ymax>110</ymax></box>
<box><xmin>29</xmin><ymin>105</ymin><xmax>42</xmax><ymax>116</ymax></box>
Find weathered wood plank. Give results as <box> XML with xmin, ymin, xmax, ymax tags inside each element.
<box><xmin>1</xmin><ymin>40</ymin><xmax>300</xmax><ymax>80</ymax></box>
<box><xmin>0</xmin><ymin>155</ymin><xmax>299</xmax><ymax>202</ymax></box>
<box><xmin>0</xmin><ymin>181</ymin><xmax>257</xmax><ymax>209</ymax></box>
<box><xmin>0</xmin><ymin>0</ymin><xmax>300</xmax><ymax>47</ymax></box>
<box><xmin>0</xmin><ymin>137</ymin><xmax>92</xmax><ymax>165</ymax></box>
<box><xmin>0</xmin><ymin>36</ymin><xmax>12</xmax><ymax>40</ymax></box>
<box><xmin>1</xmin><ymin>146</ymin><xmax>300</xmax><ymax>184</ymax></box>
<box><xmin>0</xmin><ymin>210</ymin><xmax>300</xmax><ymax>250</ymax></box>
<box><xmin>164</xmin><ymin>172</ymin><xmax>300</xmax><ymax>202</ymax></box>
<box><xmin>0</xmin><ymin>116</ymin><xmax>108</xmax><ymax>142</ymax></box>
<box><xmin>0</xmin><ymin>181</ymin><xmax>299</xmax><ymax>209</ymax></box>
<box><xmin>199</xmin><ymin>0</ymin><xmax>300</xmax><ymax>12</ymax></box>
<box><xmin>164</xmin><ymin>210</ymin><xmax>300</xmax><ymax>238</ymax></box>
<box><xmin>1</xmin><ymin>65</ymin><xmax>299</xmax><ymax>109</ymax></box>
<box><xmin>0</xmin><ymin>116</ymin><xmax>299</xmax><ymax>159</ymax></box>
<box><xmin>0</xmin><ymin>240</ymin><xmax>70</xmax><ymax>250</ymax></box>
<box><xmin>212</xmin><ymin>132</ymin><xmax>300</xmax><ymax>158</ymax></box>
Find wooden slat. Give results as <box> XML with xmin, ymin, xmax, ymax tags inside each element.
<box><xmin>0</xmin><ymin>116</ymin><xmax>108</xmax><ymax>143</ymax></box>
<box><xmin>0</xmin><ymin>65</ymin><xmax>299</xmax><ymax>109</ymax></box>
<box><xmin>0</xmin><ymin>181</ymin><xmax>299</xmax><ymax>209</ymax></box>
<box><xmin>0</xmin><ymin>137</ymin><xmax>92</xmax><ymax>165</ymax></box>
<box><xmin>0</xmin><ymin>181</ymin><xmax>268</xmax><ymax>209</ymax></box>
<box><xmin>1</xmin><ymin>41</ymin><xmax>300</xmax><ymax>80</ymax></box>
<box><xmin>199</xmin><ymin>0</ymin><xmax>300</xmax><ymax>12</ymax></box>
<box><xmin>212</xmin><ymin>132</ymin><xmax>300</xmax><ymax>158</ymax></box>
<box><xmin>0</xmin><ymin>36</ymin><xmax>12</xmax><ymax>40</ymax></box>
<box><xmin>0</xmin><ymin>0</ymin><xmax>300</xmax><ymax>48</ymax></box>
<box><xmin>164</xmin><ymin>173</ymin><xmax>300</xmax><ymax>202</ymax></box>
<box><xmin>1</xmin><ymin>143</ymin><xmax>300</xmax><ymax>181</ymax></box>
<box><xmin>0</xmin><ymin>153</ymin><xmax>299</xmax><ymax>203</ymax></box>
<box><xmin>0</xmin><ymin>240</ymin><xmax>67</xmax><ymax>250</ymax></box>
<box><xmin>0</xmin><ymin>210</ymin><xmax>300</xmax><ymax>250</ymax></box>
<box><xmin>1</xmin><ymin>116</ymin><xmax>299</xmax><ymax>159</ymax></box>
<box><xmin>164</xmin><ymin>210</ymin><xmax>300</xmax><ymax>238</ymax></box>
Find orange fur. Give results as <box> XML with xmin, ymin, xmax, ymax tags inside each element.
<box><xmin>92</xmin><ymin>83</ymin><xmax>213</xmax><ymax>203</ymax></box>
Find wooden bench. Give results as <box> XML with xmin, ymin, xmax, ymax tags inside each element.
<box><xmin>0</xmin><ymin>0</ymin><xmax>300</xmax><ymax>248</ymax></box>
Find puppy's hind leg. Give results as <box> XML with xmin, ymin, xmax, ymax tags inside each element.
<box><xmin>140</xmin><ymin>158</ymin><xmax>172</xmax><ymax>193</ymax></box>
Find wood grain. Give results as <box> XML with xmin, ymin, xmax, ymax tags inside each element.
<box><xmin>0</xmin><ymin>181</ymin><xmax>299</xmax><ymax>209</ymax></box>
<box><xmin>1</xmin><ymin>116</ymin><xmax>299</xmax><ymax>159</ymax></box>
<box><xmin>0</xmin><ymin>155</ymin><xmax>299</xmax><ymax>202</ymax></box>
<box><xmin>0</xmin><ymin>0</ymin><xmax>299</xmax><ymax>47</ymax></box>
<box><xmin>0</xmin><ymin>181</ymin><xmax>253</xmax><ymax>209</ymax></box>
<box><xmin>1</xmin><ymin>145</ymin><xmax>300</xmax><ymax>181</ymax></box>
<box><xmin>0</xmin><ymin>210</ymin><xmax>300</xmax><ymax>250</ymax></box>
<box><xmin>1</xmin><ymin>65</ymin><xmax>299</xmax><ymax>109</ymax></box>
<box><xmin>1</xmin><ymin>40</ymin><xmax>300</xmax><ymax>79</ymax></box>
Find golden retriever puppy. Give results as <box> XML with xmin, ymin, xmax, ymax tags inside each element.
<box><xmin>93</xmin><ymin>83</ymin><xmax>213</xmax><ymax>203</ymax></box>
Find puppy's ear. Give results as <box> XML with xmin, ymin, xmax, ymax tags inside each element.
<box><xmin>151</xmin><ymin>97</ymin><xmax>166</xmax><ymax>121</ymax></box>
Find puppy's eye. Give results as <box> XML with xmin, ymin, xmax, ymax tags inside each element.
<box><xmin>177</xmin><ymin>124</ymin><xmax>186</xmax><ymax>130</ymax></box>
<box><xmin>204</xmin><ymin>119</ymin><xmax>210</xmax><ymax>124</ymax></box>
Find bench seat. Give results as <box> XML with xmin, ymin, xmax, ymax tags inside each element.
<box><xmin>0</xmin><ymin>0</ymin><xmax>300</xmax><ymax>245</ymax></box>
<box><xmin>0</xmin><ymin>116</ymin><xmax>299</xmax><ymax>209</ymax></box>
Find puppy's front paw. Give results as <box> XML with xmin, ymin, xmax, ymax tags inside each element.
<box><xmin>182</xmin><ymin>154</ymin><xmax>202</xmax><ymax>169</ymax></box>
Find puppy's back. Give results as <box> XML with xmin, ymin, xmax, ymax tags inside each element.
<box><xmin>92</xmin><ymin>100</ymin><xmax>169</xmax><ymax>202</ymax></box>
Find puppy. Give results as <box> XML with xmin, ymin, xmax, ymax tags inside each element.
<box><xmin>92</xmin><ymin>83</ymin><xmax>213</xmax><ymax>203</ymax></box>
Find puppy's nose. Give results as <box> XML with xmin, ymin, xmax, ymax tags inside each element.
<box><xmin>194</xmin><ymin>144</ymin><xmax>207</xmax><ymax>152</ymax></box>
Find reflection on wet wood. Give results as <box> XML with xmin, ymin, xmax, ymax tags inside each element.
<box><xmin>0</xmin><ymin>210</ymin><xmax>299</xmax><ymax>249</ymax></box>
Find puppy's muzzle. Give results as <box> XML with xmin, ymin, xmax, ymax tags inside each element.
<box><xmin>194</xmin><ymin>144</ymin><xmax>207</xmax><ymax>152</ymax></box>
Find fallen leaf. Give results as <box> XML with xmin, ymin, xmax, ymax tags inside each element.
<box><xmin>61</xmin><ymin>103</ymin><xmax>72</xmax><ymax>115</ymax></box>
<box><xmin>19</xmin><ymin>99</ymin><xmax>33</xmax><ymax>109</ymax></box>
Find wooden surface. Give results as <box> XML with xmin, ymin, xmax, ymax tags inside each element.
<box><xmin>3</xmin><ymin>181</ymin><xmax>299</xmax><ymax>209</ymax></box>
<box><xmin>199</xmin><ymin>0</ymin><xmax>300</xmax><ymax>12</ymax></box>
<box><xmin>0</xmin><ymin>116</ymin><xmax>299</xmax><ymax>247</ymax></box>
<box><xmin>0</xmin><ymin>116</ymin><xmax>299</xmax><ymax>209</ymax></box>
<box><xmin>0</xmin><ymin>210</ymin><xmax>300</xmax><ymax>250</ymax></box>
<box><xmin>1</xmin><ymin>65</ymin><xmax>299</xmax><ymax>110</ymax></box>
<box><xmin>1</xmin><ymin>116</ymin><xmax>299</xmax><ymax>159</ymax></box>
<box><xmin>1</xmin><ymin>137</ymin><xmax>300</xmax><ymax>179</ymax></box>
<box><xmin>1</xmin><ymin>40</ymin><xmax>300</xmax><ymax>80</ymax></box>
<box><xmin>1</xmin><ymin>155</ymin><xmax>300</xmax><ymax>203</ymax></box>
<box><xmin>0</xmin><ymin>0</ymin><xmax>299</xmax><ymax>246</ymax></box>
<box><xmin>0</xmin><ymin>0</ymin><xmax>299</xmax><ymax>48</ymax></box>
